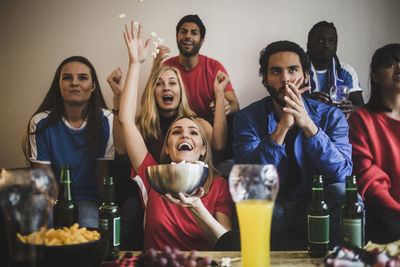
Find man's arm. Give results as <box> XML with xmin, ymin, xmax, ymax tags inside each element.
<box><xmin>224</xmin><ymin>90</ymin><xmax>240</xmax><ymax>114</ymax></box>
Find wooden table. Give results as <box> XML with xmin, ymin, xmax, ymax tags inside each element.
<box><xmin>115</xmin><ymin>251</ymin><xmax>325</xmax><ymax>266</ymax></box>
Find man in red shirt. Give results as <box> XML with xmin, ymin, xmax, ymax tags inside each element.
<box><xmin>152</xmin><ymin>14</ymin><xmax>240</xmax><ymax>123</ymax></box>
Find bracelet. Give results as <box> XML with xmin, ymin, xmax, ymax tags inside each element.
<box><xmin>112</xmin><ymin>109</ymin><xmax>119</xmax><ymax>115</ymax></box>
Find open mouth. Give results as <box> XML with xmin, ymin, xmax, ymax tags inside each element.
<box><xmin>162</xmin><ymin>94</ymin><xmax>174</xmax><ymax>103</ymax></box>
<box><xmin>177</xmin><ymin>142</ymin><xmax>193</xmax><ymax>151</ymax></box>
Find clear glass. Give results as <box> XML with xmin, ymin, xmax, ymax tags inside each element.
<box><xmin>229</xmin><ymin>164</ymin><xmax>280</xmax><ymax>267</ymax></box>
<box><xmin>329</xmin><ymin>85</ymin><xmax>349</xmax><ymax>104</ymax></box>
<box><xmin>0</xmin><ymin>168</ymin><xmax>58</xmax><ymax>267</ymax></box>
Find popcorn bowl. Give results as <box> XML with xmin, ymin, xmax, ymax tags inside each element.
<box><xmin>145</xmin><ymin>162</ymin><xmax>209</xmax><ymax>197</ymax></box>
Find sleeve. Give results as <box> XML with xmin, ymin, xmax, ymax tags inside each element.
<box><xmin>214</xmin><ymin>178</ymin><xmax>235</xmax><ymax>218</ymax></box>
<box><xmin>97</xmin><ymin>109</ymin><xmax>115</xmax><ymax>160</ymax></box>
<box><xmin>342</xmin><ymin>63</ymin><xmax>362</xmax><ymax>93</ymax></box>
<box><xmin>131</xmin><ymin>152</ymin><xmax>158</xmax><ymax>207</ymax></box>
<box><xmin>303</xmin><ymin>108</ymin><xmax>352</xmax><ymax>184</ymax></box>
<box><xmin>348</xmin><ymin>110</ymin><xmax>400</xmax><ymax>213</ymax></box>
<box><xmin>29</xmin><ymin>115</ymin><xmax>51</xmax><ymax>164</ymax></box>
<box><xmin>232</xmin><ymin>109</ymin><xmax>285</xmax><ymax>167</ymax></box>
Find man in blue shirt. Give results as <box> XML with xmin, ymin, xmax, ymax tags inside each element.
<box><xmin>306</xmin><ymin>21</ymin><xmax>364</xmax><ymax>118</ymax></box>
<box><xmin>233</xmin><ymin>40</ymin><xmax>353</xmax><ymax>249</ymax></box>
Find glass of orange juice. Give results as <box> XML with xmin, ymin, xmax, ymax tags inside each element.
<box><xmin>229</xmin><ymin>165</ymin><xmax>279</xmax><ymax>267</ymax></box>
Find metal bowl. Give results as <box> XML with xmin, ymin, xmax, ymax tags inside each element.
<box><xmin>145</xmin><ymin>163</ymin><xmax>209</xmax><ymax>197</ymax></box>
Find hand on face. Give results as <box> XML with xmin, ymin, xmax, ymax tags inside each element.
<box><xmin>123</xmin><ymin>21</ymin><xmax>151</xmax><ymax>64</ymax></box>
<box><xmin>282</xmin><ymin>77</ymin><xmax>315</xmax><ymax>130</ymax></box>
<box><xmin>107</xmin><ymin>67</ymin><xmax>123</xmax><ymax>97</ymax></box>
<box><xmin>162</xmin><ymin>187</ymin><xmax>204</xmax><ymax>208</ymax></box>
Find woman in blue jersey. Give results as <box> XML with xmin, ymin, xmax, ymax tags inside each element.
<box><xmin>23</xmin><ymin>56</ymin><xmax>115</xmax><ymax>228</ymax></box>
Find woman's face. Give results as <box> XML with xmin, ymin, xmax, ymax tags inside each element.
<box><xmin>59</xmin><ymin>62</ymin><xmax>95</xmax><ymax>106</ymax></box>
<box><xmin>155</xmin><ymin>70</ymin><xmax>181</xmax><ymax>117</ymax></box>
<box><xmin>164</xmin><ymin>118</ymin><xmax>206</xmax><ymax>163</ymax></box>
<box><xmin>374</xmin><ymin>60</ymin><xmax>400</xmax><ymax>95</ymax></box>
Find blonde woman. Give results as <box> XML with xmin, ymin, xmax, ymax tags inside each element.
<box><xmin>108</xmin><ymin>55</ymin><xmax>228</xmax><ymax>161</ymax></box>
<box><xmin>119</xmin><ymin>21</ymin><xmax>234</xmax><ymax>250</ymax></box>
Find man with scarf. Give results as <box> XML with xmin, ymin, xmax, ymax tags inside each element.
<box><xmin>306</xmin><ymin>21</ymin><xmax>364</xmax><ymax>118</ymax></box>
<box><xmin>233</xmin><ymin>40</ymin><xmax>357</xmax><ymax>249</ymax></box>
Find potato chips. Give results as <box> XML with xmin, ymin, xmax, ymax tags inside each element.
<box><xmin>17</xmin><ymin>223</ymin><xmax>100</xmax><ymax>246</ymax></box>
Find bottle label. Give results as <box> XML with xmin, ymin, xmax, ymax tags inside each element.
<box><xmin>343</xmin><ymin>218</ymin><xmax>362</xmax><ymax>247</ymax></box>
<box><xmin>308</xmin><ymin>215</ymin><xmax>329</xmax><ymax>244</ymax></box>
<box><xmin>113</xmin><ymin>217</ymin><xmax>120</xmax><ymax>246</ymax></box>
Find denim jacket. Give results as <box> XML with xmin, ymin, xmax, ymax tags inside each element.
<box><xmin>233</xmin><ymin>96</ymin><xmax>352</xmax><ymax>200</ymax></box>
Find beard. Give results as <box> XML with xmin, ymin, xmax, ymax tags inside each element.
<box><xmin>265</xmin><ymin>81</ymin><xmax>308</xmax><ymax>107</ymax></box>
<box><xmin>266</xmin><ymin>83</ymin><xmax>287</xmax><ymax>107</ymax></box>
<box><xmin>177</xmin><ymin>39</ymin><xmax>202</xmax><ymax>57</ymax></box>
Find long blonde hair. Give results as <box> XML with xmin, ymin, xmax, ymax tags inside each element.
<box><xmin>136</xmin><ymin>66</ymin><xmax>195</xmax><ymax>143</ymax></box>
<box><xmin>159</xmin><ymin>116</ymin><xmax>217</xmax><ymax>194</ymax></box>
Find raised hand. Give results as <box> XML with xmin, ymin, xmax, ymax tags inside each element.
<box><xmin>123</xmin><ymin>21</ymin><xmax>151</xmax><ymax>64</ymax></box>
<box><xmin>209</xmin><ymin>70</ymin><xmax>231</xmax><ymax>115</ymax></box>
<box><xmin>107</xmin><ymin>67</ymin><xmax>123</xmax><ymax>97</ymax></box>
<box><xmin>152</xmin><ymin>45</ymin><xmax>171</xmax><ymax>69</ymax></box>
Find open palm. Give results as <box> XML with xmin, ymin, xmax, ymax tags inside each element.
<box><xmin>123</xmin><ymin>21</ymin><xmax>150</xmax><ymax>64</ymax></box>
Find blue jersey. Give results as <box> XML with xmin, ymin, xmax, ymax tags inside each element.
<box><xmin>29</xmin><ymin>109</ymin><xmax>115</xmax><ymax>201</ymax></box>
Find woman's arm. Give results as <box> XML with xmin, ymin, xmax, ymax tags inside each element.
<box><xmin>164</xmin><ymin>189</ymin><xmax>233</xmax><ymax>246</ymax></box>
<box><xmin>210</xmin><ymin>70</ymin><xmax>229</xmax><ymax>152</ymax></box>
<box><xmin>107</xmin><ymin>68</ymin><xmax>126</xmax><ymax>156</ymax></box>
<box><xmin>119</xmin><ymin>21</ymin><xmax>150</xmax><ymax>173</ymax></box>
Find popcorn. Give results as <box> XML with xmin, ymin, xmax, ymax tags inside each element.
<box><xmin>117</xmin><ymin>13</ymin><xmax>126</xmax><ymax>19</ymax></box>
<box><xmin>134</xmin><ymin>21</ymin><xmax>140</xmax><ymax>31</ymax></box>
<box><xmin>157</xmin><ymin>37</ymin><xmax>164</xmax><ymax>44</ymax></box>
<box><xmin>150</xmin><ymin>32</ymin><xmax>157</xmax><ymax>38</ymax></box>
<box><xmin>152</xmin><ymin>52</ymin><xmax>157</xmax><ymax>58</ymax></box>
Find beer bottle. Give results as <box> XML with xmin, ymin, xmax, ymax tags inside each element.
<box><xmin>341</xmin><ymin>175</ymin><xmax>364</xmax><ymax>248</ymax></box>
<box><xmin>99</xmin><ymin>176</ymin><xmax>120</xmax><ymax>261</ymax></box>
<box><xmin>308</xmin><ymin>174</ymin><xmax>329</xmax><ymax>257</ymax></box>
<box><xmin>53</xmin><ymin>164</ymin><xmax>78</xmax><ymax>227</ymax></box>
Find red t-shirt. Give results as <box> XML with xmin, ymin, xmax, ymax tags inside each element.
<box><xmin>164</xmin><ymin>55</ymin><xmax>234</xmax><ymax>122</ymax></box>
<box><xmin>131</xmin><ymin>153</ymin><xmax>234</xmax><ymax>250</ymax></box>
<box><xmin>349</xmin><ymin>107</ymin><xmax>400</xmax><ymax>213</ymax></box>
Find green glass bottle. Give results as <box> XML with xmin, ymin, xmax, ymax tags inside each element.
<box><xmin>308</xmin><ymin>175</ymin><xmax>329</xmax><ymax>257</ymax></box>
<box><xmin>341</xmin><ymin>175</ymin><xmax>364</xmax><ymax>248</ymax></box>
<box><xmin>53</xmin><ymin>164</ymin><xmax>78</xmax><ymax>227</ymax></box>
<box><xmin>99</xmin><ymin>177</ymin><xmax>120</xmax><ymax>261</ymax></box>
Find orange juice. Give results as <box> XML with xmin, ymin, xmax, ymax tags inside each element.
<box><xmin>236</xmin><ymin>200</ymin><xmax>274</xmax><ymax>267</ymax></box>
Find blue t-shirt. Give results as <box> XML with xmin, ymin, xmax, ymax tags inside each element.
<box><xmin>29</xmin><ymin>109</ymin><xmax>115</xmax><ymax>202</ymax></box>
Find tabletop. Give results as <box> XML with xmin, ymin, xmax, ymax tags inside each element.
<box><xmin>112</xmin><ymin>251</ymin><xmax>325</xmax><ymax>266</ymax></box>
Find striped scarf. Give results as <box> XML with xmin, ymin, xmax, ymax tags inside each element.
<box><xmin>308</xmin><ymin>57</ymin><xmax>344</xmax><ymax>92</ymax></box>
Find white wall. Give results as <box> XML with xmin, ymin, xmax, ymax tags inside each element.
<box><xmin>1</xmin><ymin>0</ymin><xmax>399</xmax><ymax>168</ymax></box>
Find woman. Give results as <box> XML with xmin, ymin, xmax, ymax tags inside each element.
<box><xmin>119</xmin><ymin>21</ymin><xmax>234</xmax><ymax>250</ymax></box>
<box><xmin>23</xmin><ymin>56</ymin><xmax>115</xmax><ymax>228</ymax></box>
<box><xmin>348</xmin><ymin>43</ymin><xmax>400</xmax><ymax>243</ymax></box>
<box><xmin>107</xmin><ymin>49</ymin><xmax>228</xmax><ymax>161</ymax></box>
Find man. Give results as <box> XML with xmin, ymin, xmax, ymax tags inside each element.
<box><xmin>306</xmin><ymin>21</ymin><xmax>364</xmax><ymax>118</ymax></box>
<box><xmin>233</xmin><ymin>40</ymin><xmax>354</xmax><ymax>249</ymax></box>
<box><xmin>152</xmin><ymin>14</ymin><xmax>239</xmax><ymax>123</ymax></box>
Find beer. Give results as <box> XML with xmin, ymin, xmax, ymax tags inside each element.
<box><xmin>53</xmin><ymin>165</ymin><xmax>78</xmax><ymax>227</ymax></box>
<box><xmin>341</xmin><ymin>175</ymin><xmax>364</xmax><ymax>248</ymax></box>
<box><xmin>308</xmin><ymin>175</ymin><xmax>329</xmax><ymax>257</ymax></box>
<box><xmin>99</xmin><ymin>177</ymin><xmax>120</xmax><ymax>261</ymax></box>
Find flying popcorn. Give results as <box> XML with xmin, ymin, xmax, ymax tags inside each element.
<box><xmin>150</xmin><ymin>32</ymin><xmax>157</xmax><ymax>38</ymax></box>
<box><xmin>157</xmin><ymin>37</ymin><xmax>164</xmax><ymax>44</ymax></box>
<box><xmin>117</xmin><ymin>13</ymin><xmax>126</xmax><ymax>19</ymax></box>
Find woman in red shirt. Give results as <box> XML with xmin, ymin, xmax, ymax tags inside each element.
<box><xmin>118</xmin><ymin>21</ymin><xmax>234</xmax><ymax>250</ymax></box>
<box><xmin>348</xmin><ymin>43</ymin><xmax>400</xmax><ymax>243</ymax></box>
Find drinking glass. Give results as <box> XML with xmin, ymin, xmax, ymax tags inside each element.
<box><xmin>329</xmin><ymin>85</ymin><xmax>349</xmax><ymax>104</ymax></box>
<box><xmin>0</xmin><ymin>168</ymin><xmax>58</xmax><ymax>267</ymax></box>
<box><xmin>229</xmin><ymin>164</ymin><xmax>279</xmax><ymax>267</ymax></box>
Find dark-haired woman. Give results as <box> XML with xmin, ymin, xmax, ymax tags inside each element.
<box><xmin>23</xmin><ymin>56</ymin><xmax>115</xmax><ymax>228</ymax></box>
<box><xmin>348</xmin><ymin>43</ymin><xmax>400</xmax><ymax>243</ymax></box>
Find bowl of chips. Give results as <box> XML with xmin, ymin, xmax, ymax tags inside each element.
<box><xmin>145</xmin><ymin>161</ymin><xmax>209</xmax><ymax>197</ymax></box>
<box><xmin>17</xmin><ymin>223</ymin><xmax>107</xmax><ymax>267</ymax></box>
